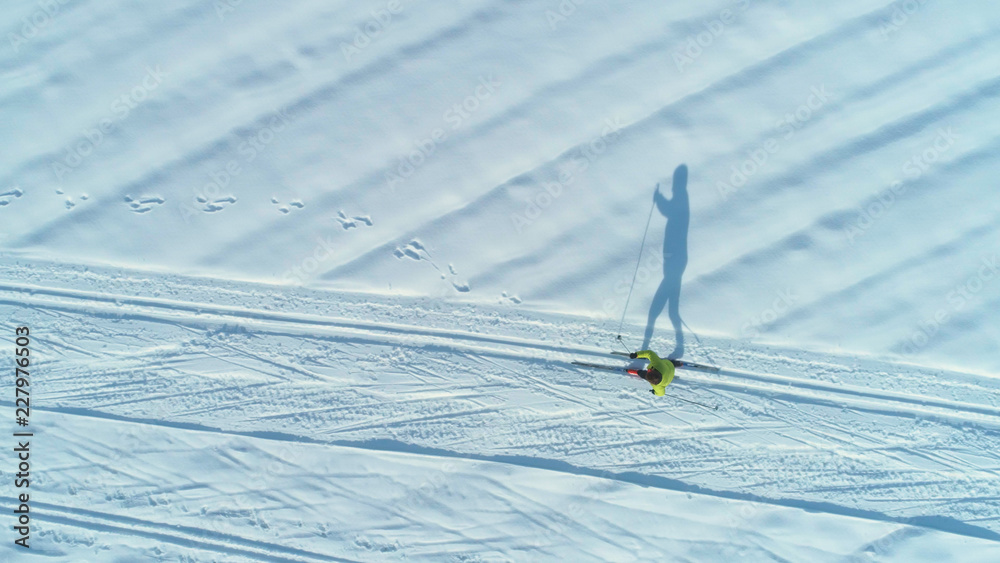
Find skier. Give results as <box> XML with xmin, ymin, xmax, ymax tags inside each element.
<box><xmin>627</xmin><ymin>349</ymin><xmax>680</xmax><ymax>396</ymax></box>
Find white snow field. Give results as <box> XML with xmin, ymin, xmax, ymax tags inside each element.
<box><xmin>2</xmin><ymin>0</ymin><xmax>1000</xmax><ymax>561</ymax></box>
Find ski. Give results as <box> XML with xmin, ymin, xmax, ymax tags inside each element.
<box><xmin>683</xmin><ymin>362</ymin><xmax>721</xmax><ymax>373</ymax></box>
<box><xmin>571</xmin><ymin>361</ymin><xmax>627</xmax><ymax>372</ymax></box>
<box><xmin>609</xmin><ymin>351</ymin><xmax>720</xmax><ymax>373</ymax></box>
<box><xmin>576</xmin><ymin>360</ymin><xmax>719</xmax><ymax>410</ymax></box>
<box><xmin>574</xmin><ymin>360</ymin><xmax>718</xmax><ymax>410</ymax></box>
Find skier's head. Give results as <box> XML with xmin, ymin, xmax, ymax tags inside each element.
<box><xmin>645</xmin><ymin>368</ymin><xmax>662</xmax><ymax>385</ymax></box>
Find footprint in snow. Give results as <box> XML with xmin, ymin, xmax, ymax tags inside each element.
<box><xmin>197</xmin><ymin>195</ymin><xmax>236</xmax><ymax>213</ymax></box>
<box><xmin>0</xmin><ymin>186</ymin><xmax>24</xmax><ymax>207</ymax></box>
<box><xmin>395</xmin><ymin>247</ymin><xmax>423</xmax><ymax>261</ymax></box>
<box><xmin>272</xmin><ymin>197</ymin><xmax>305</xmax><ymax>214</ymax></box>
<box><xmin>393</xmin><ymin>240</ymin><xmax>426</xmax><ymax>261</ymax></box>
<box><xmin>394</xmin><ymin>244</ymin><xmax>471</xmax><ymax>294</ymax></box>
<box><xmin>337</xmin><ymin>210</ymin><xmax>373</xmax><ymax>229</ymax></box>
<box><xmin>448</xmin><ymin>264</ymin><xmax>471</xmax><ymax>292</ymax></box>
<box><xmin>124</xmin><ymin>194</ymin><xmax>166</xmax><ymax>213</ymax></box>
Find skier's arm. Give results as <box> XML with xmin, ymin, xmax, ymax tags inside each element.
<box><xmin>635</xmin><ymin>350</ymin><xmax>659</xmax><ymax>363</ymax></box>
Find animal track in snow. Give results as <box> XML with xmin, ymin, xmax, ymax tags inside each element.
<box><xmin>196</xmin><ymin>195</ymin><xmax>236</xmax><ymax>213</ymax></box>
<box><xmin>124</xmin><ymin>195</ymin><xmax>166</xmax><ymax>214</ymax></box>
<box><xmin>272</xmin><ymin>197</ymin><xmax>305</xmax><ymax>215</ymax></box>
<box><xmin>447</xmin><ymin>263</ymin><xmax>470</xmax><ymax>292</ymax></box>
<box><xmin>336</xmin><ymin>210</ymin><xmax>373</xmax><ymax>230</ymax></box>
<box><xmin>395</xmin><ymin>240</ymin><xmax>429</xmax><ymax>261</ymax></box>
<box><xmin>0</xmin><ymin>187</ymin><xmax>24</xmax><ymax>207</ymax></box>
<box><xmin>394</xmin><ymin>240</ymin><xmax>426</xmax><ymax>261</ymax></box>
<box><xmin>393</xmin><ymin>243</ymin><xmax>470</xmax><ymax>293</ymax></box>
<box><xmin>64</xmin><ymin>193</ymin><xmax>90</xmax><ymax>210</ymax></box>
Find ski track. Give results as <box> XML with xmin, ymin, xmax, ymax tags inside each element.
<box><xmin>34</xmin><ymin>502</ymin><xmax>357</xmax><ymax>563</ymax></box>
<box><xmin>3</xmin><ymin>278</ymin><xmax>999</xmax><ymax>425</ymax></box>
<box><xmin>15</xmin><ymin>402</ymin><xmax>1000</xmax><ymax>546</ymax></box>
<box><xmin>2</xmin><ymin>259</ymin><xmax>1000</xmax><ymax>551</ymax></box>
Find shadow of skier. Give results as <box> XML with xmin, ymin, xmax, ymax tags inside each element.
<box><xmin>641</xmin><ymin>164</ymin><xmax>689</xmax><ymax>357</ymax></box>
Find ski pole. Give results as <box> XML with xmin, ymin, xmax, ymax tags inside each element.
<box><xmin>671</xmin><ymin>394</ymin><xmax>718</xmax><ymax>411</ymax></box>
<box><xmin>681</xmin><ymin>319</ymin><xmax>721</xmax><ymax>366</ymax></box>
<box><xmin>615</xmin><ymin>335</ymin><xmax>633</xmax><ymax>355</ymax></box>
<box><xmin>616</xmin><ymin>186</ymin><xmax>658</xmax><ymax>341</ymax></box>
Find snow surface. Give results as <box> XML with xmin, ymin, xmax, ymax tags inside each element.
<box><xmin>2</xmin><ymin>0</ymin><xmax>1000</xmax><ymax>560</ymax></box>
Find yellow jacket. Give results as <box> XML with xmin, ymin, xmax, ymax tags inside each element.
<box><xmin>637</xmin><ymin>350</ymin><xmax>675</xmax><ymax>396</ymax></box>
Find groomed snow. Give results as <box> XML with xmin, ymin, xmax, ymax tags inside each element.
<box><xmin>10</xmin><ymin>410</ymin><xmax>1000</xmax><ymax>562</ymax></box>
<box><xmin>2</xmin><ymin>0</ymin><xmax>999</xmax><ymax>560</ymax></box>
